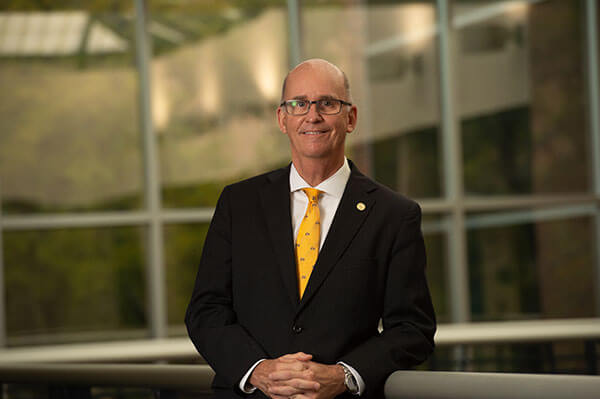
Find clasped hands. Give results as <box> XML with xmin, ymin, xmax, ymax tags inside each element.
<box><xmin>249</xmin><ymin>352</ymin><xmax>346</xmax><ymax>399</ymax></box>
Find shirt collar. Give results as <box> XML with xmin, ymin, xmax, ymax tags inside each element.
<box><xmin>289</xmin><ymin>157</ymin><xmax>350</xmax><ymax>199</ymax></box>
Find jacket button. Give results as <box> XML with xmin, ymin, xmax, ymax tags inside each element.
<box><xmin>292</xmin><ymin>325</ymin><xmax>303</xmax><ymax>333</ymax></box>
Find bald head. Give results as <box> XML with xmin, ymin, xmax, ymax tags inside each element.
<box><xmin>280</xmin><ymin>59</ymin><xmax>351</xmax><ymax>102</ymax></box>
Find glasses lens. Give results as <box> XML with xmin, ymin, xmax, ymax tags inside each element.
<box><xmin>317</xmin><ymin>100</ymin><xmax>341</xmax><ymax>115</ymax></box>
<box><xmin>286</xmin><ymin>100</ymin><xmax>308</xmax><ymax>115</ymax></box>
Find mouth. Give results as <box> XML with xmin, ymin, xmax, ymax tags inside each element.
<box><xmin>301</xmin><ymin>130</ymin><xmax>328</xmax><ymax>135</ymax></box>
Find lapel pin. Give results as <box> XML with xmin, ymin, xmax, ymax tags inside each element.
<box><xmin>356</xmin><ymin>202</ymin><xmax>366</xmax><ymax>211</ymax></box>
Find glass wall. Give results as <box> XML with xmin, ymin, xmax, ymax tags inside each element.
<box><xmin>149</xmin><ymin>1</ymin><xmax>290</xmax><ymax>209</ymax></box>
<box><xmin>0</xmin><ymin>4</ymin><xmax>143</xmax><ymax>214</ymax></box>
<box><xmin>0</xmin><ymin>0</ymin><xmax>598</xmax><ymax>377</ymax></box>
<box><xmin>4</xmin><ymin>227</ymin><xmax>146</xmax><ymax>344</ymax></box>
<box><xmin>452</xmin><ymin>0</ymin><xmax>597</xmax><ymax>323</ymax></box>
<box><xmin>0</xmin><ymin>1</ymin><xmax>147</xmax><ymax>344</ymax></box>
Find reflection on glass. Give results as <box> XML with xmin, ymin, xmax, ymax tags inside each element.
<box><xmin>422</xmin><ymin>220</ymin><xmax>448</xmax><ymax>323</ymax></box>
<box><xmin>371</xmin><ymin>127</ymin><xmax>440</xmax><ymax>197</ymax></box>
<box><xmin>149</xmin><ymin>2</ymin><xmax>289</xmax><ymax>208</ymax></box>
<box><xmin>455</xmin><ymin>0</ymin><xmax>589</xmax><ymax>195</ymax></box>
<box><xmin>0</xmin><ymin>3</ymin><xmax>143</xmax><ymax>214</ymax></box>
<box><xmin>164</xmin><ymin>223</ymin><xmax>209</xmax><ymax>330</ymax></box>
<box><xmin>303</xmin><ymin>1</ymin><xmax>441</xmax><ymax>196</ymax></box>
<box><xmin>428</xmin><ymin>341</ymin><xmax>594</xmax><ymax>374</ymax></box>
<box><xmin>468</xmin><ymin>216</ymin><xmax>595</xmax><ymax>321</ymax></box>
<box><xmin>463</xmin><ymin>108</ymin><xmax>531</xmax><ymax>194</ymax></box>
<box><xmin>4</xmin><ymin>227</ymin><xmax>146</xmax><ymax>345</ymax></box>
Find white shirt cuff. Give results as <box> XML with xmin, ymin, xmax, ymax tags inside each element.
<box><xmin>239</xmin><ymin>359</ymin><xmax>265</xmax><ymax>394</ymax></box>
<box><xmin>338</xmin><ymin>361</ymin><xmax>366</xmax><ymax>395</ymax></box>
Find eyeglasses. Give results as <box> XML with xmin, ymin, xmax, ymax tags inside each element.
<box><xmin>280</xmin><ymin>98</ymin><xmax>352</xmax><ymax>116</ymax></box>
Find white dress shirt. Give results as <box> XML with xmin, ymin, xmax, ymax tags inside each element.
<box><xmin>239</xmin><ymin>158</ymin><xmax>365</xmax><ymax>395</ymax></box>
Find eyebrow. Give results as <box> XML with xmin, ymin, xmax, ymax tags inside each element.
<box><xmin>289</xmin><ymin>95</ymin><xmax>337</xmax><ymax>101</ymax></box>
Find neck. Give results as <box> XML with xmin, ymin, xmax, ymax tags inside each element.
<box><xmin>292</xmin><ymin>156</ymin><xmax>345</xmax><ymax>187</ymax></box>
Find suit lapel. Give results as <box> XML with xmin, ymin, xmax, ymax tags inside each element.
<box><xmin>259</xmin><ymin>165</ymin><xmax>299</xmax><ymax>307</ymax></box>
<box><xmin>297</xmin><ymin>164</ymin><xmax>377</xmax><ymax>313</ymax></box>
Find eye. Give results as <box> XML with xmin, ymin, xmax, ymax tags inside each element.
<box><xmin>291</xmin><ymin>100</ymin><xmax>306</xmax><ymax>108</ymax></box>
<box><xmin>320</xmin><ymin>100</ymin><xmax>333</xmax><ymax>107</ymax></box>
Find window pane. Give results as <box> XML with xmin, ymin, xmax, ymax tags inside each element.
<box><xmin>148</xmin><ymin>1</ymin><xmax>289</xmax><ymax>208</ymax></box>
<box><xmin>423</xmin><ymin>215</ymin><xmax>449</xmax><ymax>323</ymax></box>
<box><xmin>0</xmin><ymin>3</ymin><xmax>144</xmax><ymax>214</ymax></box>
<box><xmin>455</xmin><ymin>0</ymin><xmax>589</xmax><ymax>195</ymax></box>
<box><xmin>429</xmin><ymin>341</ymin><xmax>596</xmax><ymax>374</ymax></box>
<box><xmin>4</xmin><ymin>227</ymin><xmax>146</xmax><ymax>346</ymax></box>
<box><xmin>370</xmin><ymin>127</ymin><xmax>441</xmax><ymax>198</ymax></box>
<box><xmin>303</xmin><ymin>1</ymin><xmax>442</xmax><ymax>198</ymax></box>
<box><xmin>467</xmin><ymin>215</ymin><xmax>595</xmax><ymax>321</ymax></box>
<box><xmin>164</xmin><ymin>223</ymin><xmax>209</xmax><ymax>332</ymax></box>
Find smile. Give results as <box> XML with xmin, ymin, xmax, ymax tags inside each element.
<box><xmin>302</xmin><ymin>130</ymin><xmax>328</xmax><ymax>135</ymax></box>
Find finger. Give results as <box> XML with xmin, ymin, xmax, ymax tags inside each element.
<box><xmin>288</xmin><ymin>378</ymin><xmax>320</xmax><ymax>391</ymax></box>
<box><xmin>289</xmin><ymin>352</ymin><xmax>313</xmax><ymax>361</ymax></box>
<box><xmin>269</xmin><ymin>369</ymin><xmax>314</xmax><ymax>381</ymax></box>
<box><xmin>269</xmin><ymin>375</ymin><xmax>319</xmax><ymax>391</ymax></box>
<box><xmin>278</xmin><ymin>357</ymin><xmax>309</xmax><ymax>364</ymax></box>
<box><xmin>267</xmin><ymin>380</ymin><xmax>319</xmax><ymax>396</ymax></box>
<box><xmin>268</xmin><ymin>385</ymin><xmax>301</xmax><ymax>396</ymax></box>
<box><xmin>280</xmin><ymin>352</ymin><xmax>313</xmax><ymax>361</ymax></box>
<box><xmin>274</xmin><ymin>360</ymin><xmax>308</xmax><ymax>372</ymax></box>
<box><xmin>278</xmin><ymin>357</ymin><xmax>304</xmax><ymax>364</ymax></box>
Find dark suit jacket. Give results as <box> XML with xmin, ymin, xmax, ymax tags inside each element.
<box><xmin>185</xmin><ymin>161</ymin><xmax>436</xmax><ymax>398</ymax></box>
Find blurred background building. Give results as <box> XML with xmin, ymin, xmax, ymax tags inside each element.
<box><xmin>0</xmin><ymin>0</ymin><xmax>599</xmax><ymax>374</ymax></box>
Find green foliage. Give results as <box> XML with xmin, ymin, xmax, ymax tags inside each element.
<box><xmin>2</xmin><ymin>193</ymin><xmax>143</xmax><ymax>215</ymax></box>
<box><xmin>164</xmin><ymin>223</ymin><xmax>210</xmax><ymax>326</ymax></box>
<box><xmin>162</xmin><ymin>182</ymin><xmax>228</xmax><ymax>209</ymax></box>
<box><xmin>371</xmin><ymin>127</ymin><xmax>441</xmax><ymax>198</ymax></box>
<box><xmin>468</xmin><ymin>223</ymin><xmax>539</xmax><ymax>321</ymax></box>
<box><xmin>4</xmin><ymin>227</ymin><xmax>146</xmax><ymax>339</ymax></box>
<box><xmin>462</xmin><ymin>107</ymin><xmax>532</xmax><ymax>195</ymax></box>
<box><xmin>422</xmin><ymin>231</ymin><xmax>448</xmax><ymax>323</ymax></box>
<box><xmin>0</xmin><ymin>0</ymin><xmax>132</xmax><ymax>12</ymax></box>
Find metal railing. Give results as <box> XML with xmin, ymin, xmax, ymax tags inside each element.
<box><xmin>0</xmin><ymin>319</ymin><xmax>598</xmax><ymax>398</ymax></box>
<box><xmin>0</xmin><ymin>363</ymin><xmax>214</xmax><ymax>389</ymax></box>
<box><xmin>1</xmin><ymin>318</ymin><xmax>598</xmax><ymax>363</ymax></box>
<box><xmin>385</xmin><ymin>370</ymin><xmax>600</xmax><ymax>399</ymax></box>
<box><xmin>1</xmin><ymin>365</ymin><xmax>600</xmax><ymax>399</ymax></box>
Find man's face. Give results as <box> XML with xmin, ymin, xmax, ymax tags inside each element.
<box><xmin>277</xmin><ymin>63</ymin><xmax>357</xmax><ymax>164</ymax></box>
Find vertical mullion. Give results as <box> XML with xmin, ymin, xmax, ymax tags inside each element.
<box><xmin>585</xmin><ymin>0</ymin><xmax>600</xmax><ymax>316</ymax></box>
<box><xmin>287</xmin><ymin>0</ymin><xmax>302</xmax><ymax>68</ymax></box>
<box><xmin>134</xmin><ymin>0</ymin><xmax>166</xmax><ymax>338</ymax></box>
<box><xmin>0</xmin><ymin>180</ymin><xmax>5</xmax><ymax>348</ymax></box>
<box><xmin>436</xmin><ymin>0</ymin><xmax>470</xmax><ymax>324</ymax></box>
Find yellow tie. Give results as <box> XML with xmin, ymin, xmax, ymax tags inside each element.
<box><xmin>296</xmin><ymin>188</ymin><xmax>322</xmax><ymax>298</ymax></box>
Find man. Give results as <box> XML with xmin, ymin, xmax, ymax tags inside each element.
<box><xmin>186</xmin><ymin>59</ymin><xmax>436</xmax><ymax>399</ymax></box>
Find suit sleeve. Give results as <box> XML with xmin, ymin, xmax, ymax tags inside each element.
<box><xmin>339</xmin><ymin>202</ymin><xmax>436</xmax><ymax>393</ymax></box>
<box><xmin>185</xmin><ymin>186</ymin><xmax>268</xmax><ymax>389</ymax></box>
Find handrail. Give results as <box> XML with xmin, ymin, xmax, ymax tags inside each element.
<box><xmin>1</xmin><ymin>364</ymin><xmax>600</xmax><ymax>399</ymax></box>
<box><xmin>434</xmin><ymin>318</ymin><xmax>600</xmax><ymax>345</ymax></box>
<box><xmin>385</xmin><ymin>371</ymin><xmax>600</xmax><ymax>399</ymax></box>
<box><xmin>0</xmin><ymin>363</ymin><xmax>214</xmax><ymax>389</ymax></box>
<box><xmin>0</xmin><ymin>318</ymin><xmax>598</xmax><ymax>363</ymax></box>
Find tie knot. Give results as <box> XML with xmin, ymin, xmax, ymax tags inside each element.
<box><xmin>302</xmin><ymin>188</ymin><xmax>322</xmax><ymax>203</ymax></box>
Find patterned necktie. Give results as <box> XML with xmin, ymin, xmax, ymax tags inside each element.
<box><xmin>296</xmin><ymin>188</ymin><xmax>322</xmax><ymax>298</ymax></box>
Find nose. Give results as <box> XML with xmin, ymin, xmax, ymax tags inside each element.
<box><xmin>305</xmin><ymin>101</ymin><xmax>324</xmax><ymax>122</ymax></box>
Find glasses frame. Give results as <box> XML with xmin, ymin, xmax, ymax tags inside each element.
<box><xmin>279</xmin><ymin>98</ymin><xmax>353</xmax><ymax>115</ymax></box>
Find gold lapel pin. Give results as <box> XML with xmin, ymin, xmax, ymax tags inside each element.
<box><xmin>356</xmin><ymin>202</ymin><xmax>366</xmax><ymax>211</ymax></box>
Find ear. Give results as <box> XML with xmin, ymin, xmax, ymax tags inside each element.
<box><xmin>346</xmin><ymin>105</ymin><xmax>358</xmax><ymax>133</ymax></box>
<box><xmin>277</xmin><ymin>106</ymin><xmax>288</xmax><ymax>134</ymax></box>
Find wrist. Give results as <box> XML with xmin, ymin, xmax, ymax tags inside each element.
<box><xmin>334</xmin><ymin>364</ymin><xmax>347</xmax><ymax>395</ymax></box>
<box><xmin>339</xmin><ymin>364</ymin><xmax>359</xmax><ymax>395</ymax></box>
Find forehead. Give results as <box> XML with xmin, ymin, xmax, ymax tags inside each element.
<box><xmin>283</xmin><ymin>64</ymin><xmax>346</xmax><ymax>100</ymax></box>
